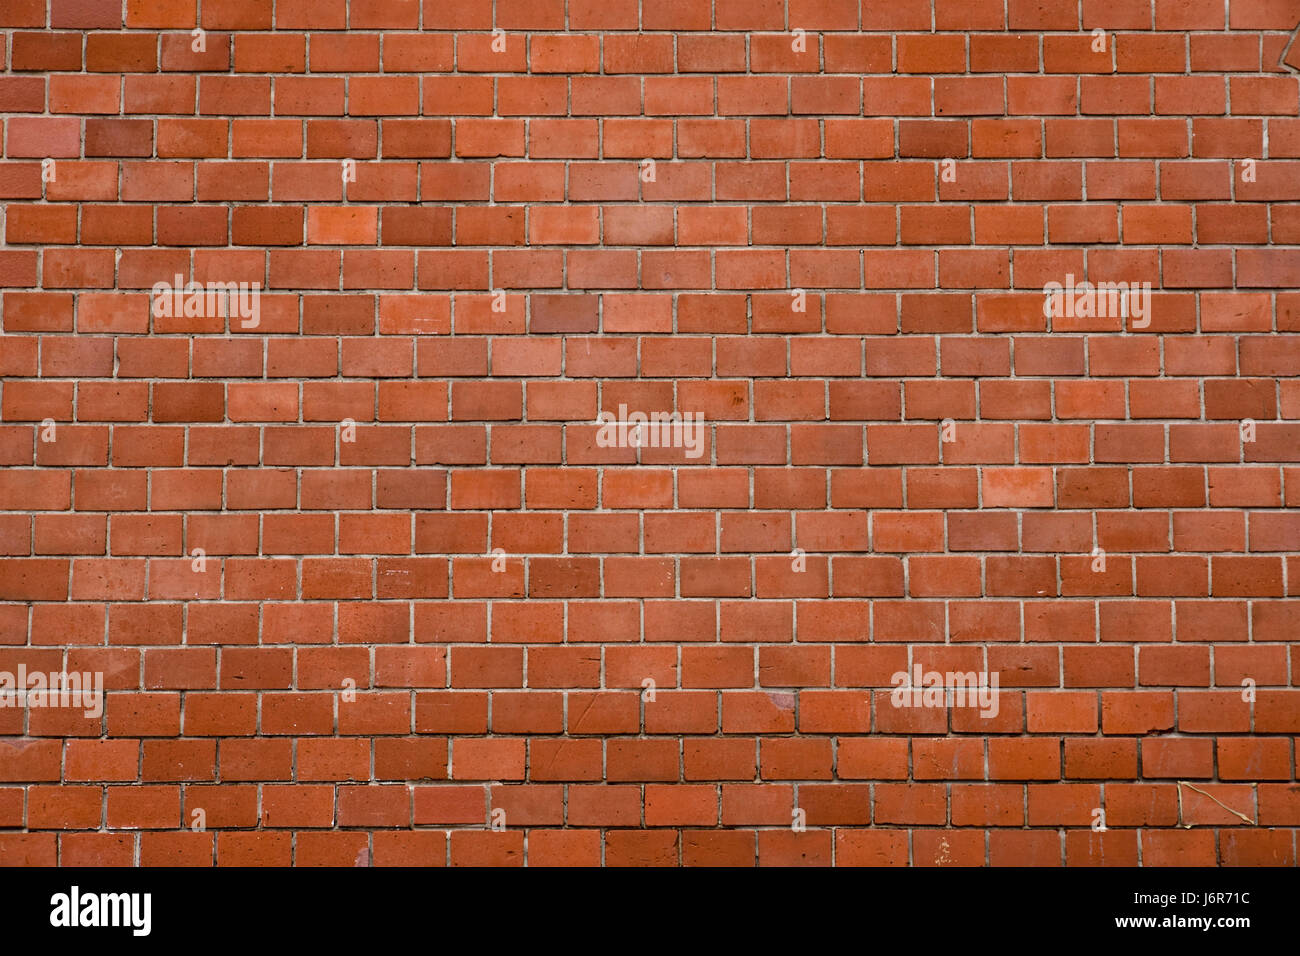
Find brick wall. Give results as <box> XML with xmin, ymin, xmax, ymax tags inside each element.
<box><xmin>1</xmin><ymin>0</ymin><xmax>1298</xmax><ymax>867</ymax></box>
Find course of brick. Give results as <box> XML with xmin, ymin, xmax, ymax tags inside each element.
<box><xmin>0</xmin><ymin>0</ymin><xmax>1298</xmax><ymax>867</ymax></box>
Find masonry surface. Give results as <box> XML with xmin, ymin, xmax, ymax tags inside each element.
<box><xmin>0</xmin><ymin>0</ymin><xmax>1298</xmax><ymax>867</ymax></box>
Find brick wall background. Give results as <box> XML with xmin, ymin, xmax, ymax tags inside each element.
<box><xmin>1</xmin><ymin>0</ymin><xmax>1298</xmax><ymax>867</ymax></box>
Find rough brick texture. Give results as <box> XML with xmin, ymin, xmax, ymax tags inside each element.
<box><xmin>1</xmin><ymin>0</ymin><xmax>1298</xmax><ymax>867</ymax></box>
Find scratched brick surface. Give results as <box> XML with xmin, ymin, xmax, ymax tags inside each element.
<box><xmin>0</xmin><ymin>0</ymin><xmax>1298</xmax><ymax>866</ymax></box>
